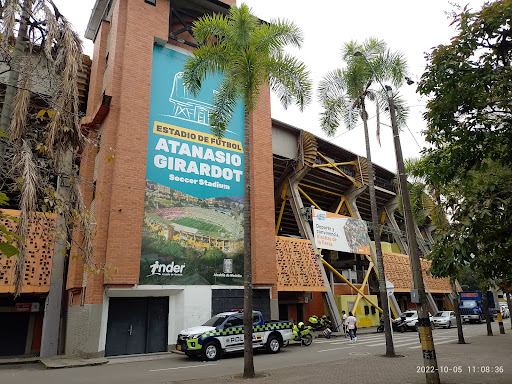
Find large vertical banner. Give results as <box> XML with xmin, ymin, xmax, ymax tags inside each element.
<box><xmin>140</xmin><ymin>45</ymin><xmax>244</xmax><ymax>285</ymax></box>
<box><xmin>312</xmin><ymin>209</ymin><xmax>370</xmax><ymax>254</ymax></box>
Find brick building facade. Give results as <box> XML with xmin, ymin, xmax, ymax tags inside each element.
<box><xmin>64</xmin><ymin>0</ymin><xmax>450</xmax><ymax>358</ymax></box>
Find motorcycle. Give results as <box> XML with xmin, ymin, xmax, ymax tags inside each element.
<box><xmin>376</xmin><ymin>317</ymin><xmax>385</xmax><ymax>333</ymax></box>
<box><xmin>288</xmin><ymin>322</ymin><xmax>313</xmax><ymax>346</ymax></box>
<box><xmin>392</xmin><ymin>317</ymin><xmax>407</xmax><ymax>333</ymax></box>
<box><xmin>308</xmin><ymin>315</ymin><xmax>332</xmax><ymax>331</ymax></box>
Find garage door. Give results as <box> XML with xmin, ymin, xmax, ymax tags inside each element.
<box><xmin>212</xmin><ymin>289</ymin><xmax>270</xmax><ymax>321</ymax></box>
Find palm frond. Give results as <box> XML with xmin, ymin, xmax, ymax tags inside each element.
<box><xmin>319</xmin><ymin>97</ymin><xmax>343</xmax><ymax>137</ymax></box>
<box><xmin>183</xmin><ymin>44</ymin><xmax>229</xmax><ymax>95</ymax></box>
<box><xmin>1</xmin><ymin>0</ymin><xmax>17</xmax><ymax>46</ymax></box>
<box><xmin>12</xmin><ymin>140</ymin><xmax>42</xmax><ymax>296</ymax></box>
<box><xmin>9</xmin><ymin>75</ymin><xmax>31</xmax><ymax>142</ymax></box>
<box><xmin>192</xmin><ymin>12</ymin><xmax>228</xmax><ymax>43</ymax></box>
<box><xmin>267</xmin><ymin>52</ymin><xmax>311</xmax><ymax>111</ymax></box>
<box><xmin>317</xmin><ymin>69</ymin><xmax>345</xmax><ymax>103</ymax></box>
<box><xmin>210</xmin><ymin>77</ymin><xmax>239</xmax><ymax>138</ymax></box>
<box><xmin>254</xmin><ymin>18</ymin><xmax>303</xmax><ymax>54</ymax></box>
<box><xmin>226</xmin><ymin>3</ymin><xmax>259</xmax><ymax>52</ymax></box>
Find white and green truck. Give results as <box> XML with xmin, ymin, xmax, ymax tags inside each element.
<box><xmin>176</xmin><ymin>310</ymin><xmax>293</xmax><ymax>361</ymax></box>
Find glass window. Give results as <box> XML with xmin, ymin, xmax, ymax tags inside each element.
<box><xmin>203</xmin><ymin>315</ymin><xmax>228</xmax><ymax>327</ymax></box>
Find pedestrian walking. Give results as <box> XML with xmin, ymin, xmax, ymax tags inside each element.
<box><xmin>342</xmin><ymin>311</ymin><xmax>348</xmax><ymax>338</ymax></box>
<box><xmin>346</xmin><ymin>312</ymin><xmax>357</xmax><ymax>343</ymax></box>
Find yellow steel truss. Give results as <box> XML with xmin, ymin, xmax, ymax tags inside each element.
<box><xmin>322</xmin><ymin>258</ymin><xmax>383</xmax><ymax>313</ymax></box>
<box><xmin>315</xmin><ymin>152</ymin><xmax>360</xmax><ymax>188</ymax></box>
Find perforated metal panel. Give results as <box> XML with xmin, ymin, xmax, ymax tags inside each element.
<box><xmin>275</xmin><ymin>236</ymin><xmax>326</xmax><ymax>292</ymax></box>
<box><xmin>383</xmin><ymin>252</ymin><xmax>451</xmax><ymax>293</ymax></box>
<box><xmin>0</xmin><ymin>210</ymin><xmax>56</xmax><ymax>293</ymax></box>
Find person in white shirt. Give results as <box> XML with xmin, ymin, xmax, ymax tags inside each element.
<box><xmin>342</xmin><ymin>311</ymin><xmax>348</xmax><ymax>338</ymax></box>
<box><xmin>346</xmin><ymin>312</ymin><xmax>357</xmax><ymax>343</ymax></box>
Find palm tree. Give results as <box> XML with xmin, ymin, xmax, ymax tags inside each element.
<box><xmin>183</xmin><ymin>4</ymin><xmax>311</xmax><ymax>377</ymax></box>
<box><xmin>318</xmin><ymin>38</ymin><xmax>407</xmax><ymax>357</ymax></box>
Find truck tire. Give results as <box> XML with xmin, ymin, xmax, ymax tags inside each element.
<box><xmin>266</xmin><ymin>334</ymin><xmax>281</xmax><ymax>354</ymax></box>
<box><xmin>201</xmin><ymin>340</ymin><xmax>221</xmax><ymax>361</ymax></box>
<box><xmin>302</xmin><ymin>334</ymin><xmax>313</xmax><ymax>346</ymax></box>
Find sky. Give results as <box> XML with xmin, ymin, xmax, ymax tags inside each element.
<box><xmin>53</xmin><ymin>0</ymin><xmax>486</xmax><ymax>173</ymax></box>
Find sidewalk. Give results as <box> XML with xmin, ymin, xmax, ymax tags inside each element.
<box><xmin>173</xmin><ymin>331</ymin><xmax>512</xmax><ymax>384</ymax></box>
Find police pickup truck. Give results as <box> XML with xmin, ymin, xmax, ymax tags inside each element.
<box><xmin>176</xmin><ymin>310</ymin><xmax>293</xmax><ymax>361</ymax></box>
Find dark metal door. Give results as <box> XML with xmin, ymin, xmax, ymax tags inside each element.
<box><xmin>105</xmin><ymin>297</ymin><xmax>169</xmax><ymax>357</ymax></box>
<box><xmin>211</xmin><ymin>289</ymin><xmax>271</xmax><ymax>321</ymax></box>
<box><xmin>106</xmin><ymin>298</ymin><xmax>148</xmax><ymax>356</ymax></box>
<box><xmin>147</xmin><ymin>297</ymin><xmax>168</xmax><ymax>353</ymax></box>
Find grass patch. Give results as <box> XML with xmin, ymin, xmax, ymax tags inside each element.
<box><xmin>173</xmin><ymin>217</ymin><xmax>223</xmax><ymax>232</ymax></box>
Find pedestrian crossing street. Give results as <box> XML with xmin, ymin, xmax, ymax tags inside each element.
<box><xmin>315</xmin><ymin>329</ymin><xmax>470</xmax><ymax>353</ymax></box>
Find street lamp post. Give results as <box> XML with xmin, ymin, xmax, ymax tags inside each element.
<box><xmin>354</xmin><ymin>50</ymin><xmax>440</xmax><ymax>384</ymax></box>
<box><xmin>386</xmin><ymin>86</ymin><xmax>440</xmax><ymax>384</ymax></box>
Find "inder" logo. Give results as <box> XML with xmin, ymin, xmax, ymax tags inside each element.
<box><xmin>148</xmin><ymin>260</ymin><xmax>186</xmax><ymax>277</ymax></box>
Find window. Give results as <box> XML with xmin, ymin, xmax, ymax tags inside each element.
<box><xmin>371</xmin><ymin>307</ymin><xmax>376</xmax><ymax>315</ymax></box>
<box><xmin>364</xmin><ymin>306</ymin><xmax>370</xmax><ymax>315</ymax></box>
<box><xmin>253</xmin><ymin>314</ymin><xmax>260</xmax><ymax>324</ymax></box>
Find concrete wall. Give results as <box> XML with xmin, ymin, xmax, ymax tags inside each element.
<box><xmin>334</xmin><ymin>295</ymin><xmax>380</xmax><ymax>327</ymax></box>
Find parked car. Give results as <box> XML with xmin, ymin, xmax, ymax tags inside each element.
<box><xmin>432</xmin><ymin>311</ymin><xmax>456</xmax><ymax>329</ymax></box>
<box><xmin>499</xmin><ymin>304</ymin><xmax>509</xmax><ymax>319</ymax></box>
<box><xmin>401</xmin><ymin>310</ymin><xmax>434</xmax><ymax>331</ymax></box>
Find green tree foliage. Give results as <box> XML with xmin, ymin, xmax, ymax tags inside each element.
<box><xmin>416</xmin><ymin>1</ymin><xmax>512</xmax><ymax>284</ymax></box>
<box><xmin>418</xmin><ymin>0</ymin><xmax>512</xmax><ymax>176</ymax></box>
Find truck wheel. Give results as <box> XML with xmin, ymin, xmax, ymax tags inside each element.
<box><xmin>302</xmin><ymin>334</ymin><xmax>313</xmax><ymax>346</ymax></box>
<box><xmin>266</xmin><ymin>334</ymin><xmax>281</xmax><ymax>354</ymax></box>
<box><xmin>202</xmin><ymin>341</ymin><xmax>220</xmax><ymax>361</ymax></box>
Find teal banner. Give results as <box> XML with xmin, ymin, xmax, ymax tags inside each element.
<box><xmin>140</xmin><ymin>45</ymin><xmax>244</xmax><ymax>286</ymax></box>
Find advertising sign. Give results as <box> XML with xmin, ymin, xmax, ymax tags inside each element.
<box><xmin>140</xmin><ymin>45</ymin><xmax>244</xmax><ymax>285</ymax></box>
<box><xmin>312</xmin><ymin>209</ymin><xmax>370</xmax><ymax>254</ymax></box>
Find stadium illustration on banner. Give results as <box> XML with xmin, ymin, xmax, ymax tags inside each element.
<box><xmin>312</xmin><ymin>208</ymin><xmax>371</xmax><ymax>254</ymax></box>
<box><xmin>139</xmin><ymin>45</ymin><xmax>244</xmax><ymax>286</ymax></box>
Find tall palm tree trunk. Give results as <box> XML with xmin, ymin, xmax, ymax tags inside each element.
<box><xmin>450</xmin><ymin>278</ymin><xmax>465</xmax><ymax>344</ymax></box>
<box><xmin>361</xmin><ymin>104</ymin><xmax>394</xmax><ymax>357</ymax></box>
<box><xmin>242</xmin><ymin>107</ymin><xmax>254</xmax><ymax>378</ymax></box>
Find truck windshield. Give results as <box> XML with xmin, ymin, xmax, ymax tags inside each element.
<box><xmin>461</xmin><ymin>301</ymin><xmax>477</xmax><ymax>307</ymax></box>
<box><xmin>203</xmin><ymin>315</ymin><xmax>228</xmax><ymax>327</ymax></box>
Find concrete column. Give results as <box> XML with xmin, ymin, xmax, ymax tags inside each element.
<box><xmin>384</xmin><ymin>199</ymin><xmax>409</xmax><ymax>255</ymax></box>
<box><xmin>40</xmin><ymin>151</ymin><xmax>72</xmax><ymax>357</ymax></box>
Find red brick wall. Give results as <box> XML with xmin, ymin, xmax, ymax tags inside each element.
<box><xmin>334</xmin><ymin>284</ymin><xmax>369</xmax><ymax>295</ymax></box>
<box><xmin>305</xmin><ymin>292</ymin><xmax>327</xmax><ymax>320</ymax></box>
<box><xmin>69</xmin><ymin>0</ymin><xmax>277</xmax><ymax>304</ymax></box>
<box><xmin>250</xmin><ymin>86</ymin><xmax>277</xmax><ymax>296</ymax></box>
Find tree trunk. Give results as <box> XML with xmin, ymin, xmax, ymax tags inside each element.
<box><xmin>361</xmin><ymin>103</ymin><xmax>394</xmax><ymax>357</ymax></box>
<box><xmin>0</xmin><ymin>0</ymin><xmax>33</xmax><ymax>171</ymax></box>
<box><xmin>506</xmin><ymin>292</ymin><xmax>512</xmax><ymax>330</ymax></box>
<box><xmin>450</xmin><ymin>278</ymin><xmax>465</xmax><ymax>344</ymax></box>
<box><xmin>481</xmin><ymin>288</ymin><xmax>493</xmax><ymax>336</ymax></box>
<box><xmin>242</xmin><ymin>107</ymin><xmax>254</xmax><ymax>378</ymax></box>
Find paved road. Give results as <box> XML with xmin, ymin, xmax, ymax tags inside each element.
<box><xmin>0</xmin><ymin>320</ymin><xmax>509</xmax><ymax>384</ymax></box>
